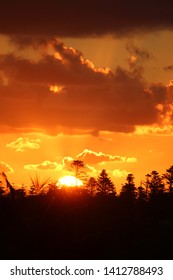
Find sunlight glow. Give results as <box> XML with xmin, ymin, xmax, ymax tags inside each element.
<box><xmin>54</xmin><ymin>51</ymin><xmax>63</xmax><ymax>61</ymax></box>
<box><xmin>57</xmin><ymin>175</ymin><xmax>83</xmax><ymax>187</ymax></box>
<box><xmin>50</xmin><ymin>85</ymin><xmax>63</xmax><ymax>94</ymax></box>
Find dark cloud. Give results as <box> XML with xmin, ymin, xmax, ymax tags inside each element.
<box><xmin>0</xmin><ymin>39</ymin><xmax>110</xmax><ymax>85</ymax></box>
<box><xmin>148</xmin><ymin>84</ymin><xmax>167</xmax><ymax>104</ymax></box>
<box><xmin>0</xmin><ymin>38</ymin><xmax>171</xmax><ymax>135</ymax></box>
<box><xmin>1</xmin><ymin>1</ymin><xmax>173</xmax><ymax>37</ymax></box>
<box><xmin>163</xmin><ymin>65</ymin><xmax>173</xmax><ymax>71</ymax></box>
<box><xmin>126</xmin><ymin>42</ymin><xmax>154</xmax><ymax>61</ymax></box>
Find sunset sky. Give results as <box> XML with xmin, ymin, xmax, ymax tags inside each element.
<box><xmin>0</xmin><ymin>1</ymin><xmax>173</xmax><ymax>191</ymax></box>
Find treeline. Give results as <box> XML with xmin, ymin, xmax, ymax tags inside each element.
<box><xmin>1</xmin><ymin>162</ymin><xmax>173</xmax><ymax>202</ymax></box>
<box><xmin>0</xmin><ymin>164</ymin><xmax>173</xmax><ymax>260</ymax></box>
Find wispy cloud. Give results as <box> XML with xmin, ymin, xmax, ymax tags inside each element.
<box><xmin>6</xmin><ymin>137</ymin><xmax>41</xmax><ymax>152</ymax></box>
<box><xmin>76</xmin><ymin>149</ymin><xmax>137</xmax><ymax>164</ymax></box>
<box><xmin>126</xmin><ymin>42</ymin><xmax>154</xmax><ymax>62</ymax></box>
<box><xmin>24</xmin><ymin>160</ymin><xmax>62</xmax><ymax>171</ymax></box>
<box><xmin>163</xmin><ymin>65</ymin><xmax>173</xmax><ymax>71</ymax></box>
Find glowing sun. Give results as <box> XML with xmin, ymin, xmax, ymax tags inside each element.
<box><xmin>57</xmin><ymin>175</ymin><xmax>83</xmax><ymax>187</ymax></box>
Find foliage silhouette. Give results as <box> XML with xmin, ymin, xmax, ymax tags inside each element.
<box><xmin>70</xmin><ymin>160</ymin><xmax>85</xmax><ymax>186</ymax></box>
<box><xmin>137</xmin><ymin>184</ymin><xmax>147</xmax><ymax>201</ymax></box>
<box><xmin>0</xmin><ymin>186</ymin><xmax>6</xmax><ymax>196</ymax></box>
<box><xmin>1</xmin><ymin>166</ymin><xmax>173</xmax><ymax>260</ymax></box>
<box><xmin>29</xmin><ymin>173</ymin><xmax>51</xmax><ymax>195</ymax></box>
<box><xmin>0</xmin><ymin>172</ymin><xmax>15</xmax><ymax>199</ymax></box>
<box><xmin>85</xmin><ymin>177</ymin><xmax>98</xmax><ymax>196</ymax></box>
<box><xmin>163</xmin><ymin>165</ymin><xmax>173</xmax><ymax>193</ymax></box>
<box><xmin>120</xmin><ymin>173</ymin><xmax>137</xmax><ymax>202</ymax></box>
<box><xmin>145</xmin><ymin>171</ymin><xmax>165</xmax><ymax>199</ymax></box>
<box><xmin>97</xmin><ymin>169</ymin><xmax>116</xmax><ymax>196</ymax></box>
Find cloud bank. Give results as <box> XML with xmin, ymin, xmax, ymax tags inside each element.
<box><xmin>0</xmin><ymin>38</ymin><xmax>172</xmax><ymax>135</ymax></box>
<box><xmin>1</xmin><ymin>1</ymin><xmax>173</xmax><ymax>37</ymax></box>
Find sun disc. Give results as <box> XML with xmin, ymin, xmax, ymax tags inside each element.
<box><xmin>57</xmin><ymin>175</ymin><xmax>83</xmax><ymax>187</ymax></box>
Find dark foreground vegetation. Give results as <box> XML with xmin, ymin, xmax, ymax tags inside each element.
<box><xmin>1</xmin><ymin>165</ymin><xmax>173</xmax><ymax>260</ymax></box>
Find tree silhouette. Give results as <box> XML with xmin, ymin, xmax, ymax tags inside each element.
<box><xmin>0</xmin><ymin>175</ymin><xmax>7</xmax><ymax>196</ymax></box>
<box><xmin>97</xmin><ymin>169</ymin><xmax>116</xmax><ymax>196</ymax></box>
<box><xmin>120</xmin><ymin>173</ymin><xmax>137</xmax><ymax>202</ymax></box>
<box><xmin>0</xmin><ymin>186</ymin><xmax>6</xmax><ymax>196</ymax></box>
<box><xmin>15</xmin><ymin>187</ymin><xmax>26</xmax><ymax>199</ymax></box>
<box><xmin>142</xmin><ymin>174</ymin><xmax>151</xmax><ymax>200</ymax></box>
<box><xmin>85</xmin><ymin>177</ymin><xmax>98</xmax><ymax>196</ymax></box>
<box><xmin>137</xmin><ymin>183</ymin><xmax>147</xmax><ymax>201</ymax></box>
<box><xmin>71</xmin><ymin>160</ymin><xmax>85</xmax><ymax>186</ymax></box>
<box><xmin>0</xmin><ymin>172</ymin><xmax>15</xmax><ymax>199</ymax></box>
<box><xmin>163</xmin><ymin>165</ymin><xmax>173</xmax><ymax>193</ymax></box>
<box><xmin>145</xmin><ymin>171</ymin><xmax>165</xmax><ymax>198</ymax></box>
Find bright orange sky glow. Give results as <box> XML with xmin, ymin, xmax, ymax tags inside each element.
<box><xmin>0</xmin><ymin>1</ymin><xmax>173</xmax><ymax>192</ymax></box>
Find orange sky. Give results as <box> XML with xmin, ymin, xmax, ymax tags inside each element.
<box><xmin>0</xmin><ymin>1</ymin><xmax>173</xmax><ymax>192</ymax></box>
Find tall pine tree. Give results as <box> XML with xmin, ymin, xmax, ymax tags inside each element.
<box><xmin>97</xmin><ymin>169</ymin><xmax>116</xmax><ymax>196</ymax></box>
